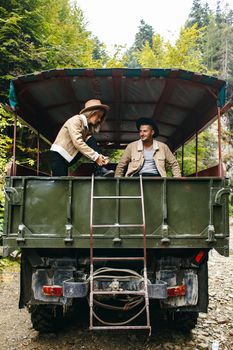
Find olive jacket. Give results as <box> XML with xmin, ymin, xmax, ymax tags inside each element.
<box><xmin>50</xmin><ymin>114</ymin><xmax>99</xmax><ymax>162</ymax></box>
<box><xmin>115</xmin><ymin>140</ymin><xmax>181</xmax><ymax>177</ymax></box>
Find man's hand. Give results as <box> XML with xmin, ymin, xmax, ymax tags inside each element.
<box><xmin>96</xmin><ymin>155</ymin><xmax>109</xmax><ymax>166</ymax></box>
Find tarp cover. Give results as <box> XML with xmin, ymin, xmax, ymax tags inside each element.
<box><xmin>9</xmin><ymin>68</ymin><xmax>227</xmax><ymax>151</ymax></box>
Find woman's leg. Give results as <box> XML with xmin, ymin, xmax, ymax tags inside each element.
<box><xmin>51</xmin><ymin>151</ymin><xmax>69</xmax><ymax>176</ymax></box>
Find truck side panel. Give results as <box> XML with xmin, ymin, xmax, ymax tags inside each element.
<box><xmin>3</xmin><ymin>177</ymin><xmax>229</xmax><ymax>255</ymax></box>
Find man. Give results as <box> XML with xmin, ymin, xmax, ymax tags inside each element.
<box><xmin>50</xmin><ymin>99</ymin><xmax>114</xmax><ymax>176</ymax></box>
<box><xmin>115</xmin><ymin>117</ymin><xmax>181</xmax><ymax>177</ymax></box>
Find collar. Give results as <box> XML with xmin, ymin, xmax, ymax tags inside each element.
<box><xmin>137</xmin><ymin>139</ymin><xmax>159</xmax><ymax>151</ymax></box>
<box><xmin>79</xmin><ymin>114</ymin><xmax>89</xmax><ymax>129</ymax></box>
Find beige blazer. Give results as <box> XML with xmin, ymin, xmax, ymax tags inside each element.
<box><xmin>51</xmin><ymin>114</ymin><xmax>99</xmax><ymax>162</ymax></box>
<box><xmin>115</xmin><ymin>140</ymin><xmax>181</xmax><ymax>177</ymax></box>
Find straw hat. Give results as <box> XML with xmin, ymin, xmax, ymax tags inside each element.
<box><xmin>80</xmin><ymin>99</ymin><xmax>110</xmax><ymax>114</ymax></box>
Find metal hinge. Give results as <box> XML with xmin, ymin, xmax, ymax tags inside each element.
<box><xmin>4</xmin><ymin>187</ymin><xmax>22</xmax><ymax>205</ymax></box>
<box><xmin>214</xmin><ymin>187</ymin><xmax>231</xmax><ymax>205</ymax></box>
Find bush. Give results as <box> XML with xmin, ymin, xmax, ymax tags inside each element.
<box><xmin>230</xmin><ymin>202</ymin><xmax>233</xmax><ymax>217</ymax></box>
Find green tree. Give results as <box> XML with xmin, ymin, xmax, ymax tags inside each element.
<box><xmin>0</xmin><ymin>0</ymin><xmax>46</xmax><ymax>101</ymax></box>
<box><xmin>201</xmin><ymin>1</ymin><xmax>233</xmax><ymax>164</ymax></box>
<box><xmin>137</xmin><ymin>25</ymin><xmax>206</xmax><ymax>72</ymax></box>
<box><xmin>186</xmin><ymin>0</ymin><xmax>233</xmax><ymax>83</ymax></box>
<box><xmin>126</xmin><ymin>19</ymin><xmax>154</xmax><ymax>68</ymax></box>
<box><xmin>40</xmin><ymin>0</ymin><xmax>97</xmax><ymax>68</ymax></box>
<box><xmin>176</xmin><ymin>129</ymin><xmax>218</xmax><ymax>176</ymax></box>
<box><xmin>92</xmin><ymin>36</ymin><xmax>108</xmax><ymax>63</ymax></box>
<box><xmin>0</xmin><ymin>104</ymin><xmax>15</xmax><ymax>231</ymax></box>
<box><xmin>105</xmin><ymin>45</ymin><xmax>127</xmax><ymax>68</ymax></box>
<box><xmin>134</xmin><ymin>19</ymin><xmax>154</xmax><ymax>50</ymax></box>
<box><xmin>136</xmin><ymin>34</ymin><xmax>165</xmax><ymax>67</ymax></box>
<box><xmin>216</xmin><ymin>0</ymin><xmax>222</xmax><ymax>25</ymax></box>
<box><xmin>0</xmin><ymin>0</ymin><xmax>111</xmax><ymax>229</ymax></box>
<box><xmin>186</xmin><ymin>0</ymin><xmax>211</xmax><ymax>28</ymax></box>
<box><xmin>0</xmin><ymin>0</ymin><xmax>107</xmax><ymax>103</ymax></box>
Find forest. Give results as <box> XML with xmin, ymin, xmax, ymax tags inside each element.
<box><xmin>0</xmin><ymin>0</ymin><xmax>233</xmax><ymax>231</ymax></box>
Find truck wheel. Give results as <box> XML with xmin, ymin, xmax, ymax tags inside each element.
<box><xmin>167</xmin><ymin>311</ymin><xmax>198</xmax><ymax>332</ymax></box>
<box><xmin>30</xmin><ymin>305</ymin><xmax>63</xmax><ymax>333</ymax></box>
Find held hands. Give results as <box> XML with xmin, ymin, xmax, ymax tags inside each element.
<box><xmin>96</xmin><ymin>155</ymin><xmax>109</xmax><ymax>166</ymax></box>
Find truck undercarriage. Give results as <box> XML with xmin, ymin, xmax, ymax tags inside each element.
<box><xmin>19</xmin><ymin>247</ymin><xmax>208</xmax><ymax>333</ymax></box>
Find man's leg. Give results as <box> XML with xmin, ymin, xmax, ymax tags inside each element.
<box><xmin>86</xmin><ymin>136</ymin><xmax>101</xmax><ymax>153</ymax></box>
<box><xmin>86</xmin><ymin>137</ymin><xmax>114</xmax><ymax>176</ymax></box>
<box><xmin>69</xmin><ymin>136</ymin><xmax>114</xmax><ymax>177</ymax></box>
<box><xmin>69</xmin><ymin>136</ymin><xmax>100</xmax><ymax>167</ymax></box>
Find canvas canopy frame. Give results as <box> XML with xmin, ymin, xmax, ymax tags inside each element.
<box><xmin>7</xmin><ymin>68</ymin><xmax>233</xmax><ymax>176</ymax></box>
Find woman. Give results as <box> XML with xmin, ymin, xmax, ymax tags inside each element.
<box><xmin>50</xmin><ymin>99</ymin><xmax>114</xmax><ymax>176</ymax></box>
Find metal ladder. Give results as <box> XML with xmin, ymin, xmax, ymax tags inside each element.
<box><xmin>89</xmin><ymin>174</ymin><xmax>151</xmax><ymax>333</ymax></box>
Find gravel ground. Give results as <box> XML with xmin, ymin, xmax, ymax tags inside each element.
<box><xmin>0</xmin><ymin>222</ymin><xmax>232</xmax><ymax>350</ymax></box>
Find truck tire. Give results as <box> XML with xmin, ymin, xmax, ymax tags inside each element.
<box><xmin>167</xmin><ymin>311</ymin><xmax>198</xmax><ymax>332</ymax></box>
<box><xmin>30</xmin><ymin>305</ymin><xmax>63</xmax><ymax>333</ymax></box>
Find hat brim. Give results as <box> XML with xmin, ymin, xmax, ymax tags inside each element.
<box><xmin>80</xmin><ymin>104</ymin><xmax>110</xmax><ymax>115</ymax></box>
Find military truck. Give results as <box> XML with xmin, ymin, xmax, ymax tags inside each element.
<box><xmin>3</xmin><ymin>68</ymin><xmax>232</xmax><ymax>333</ymax></box>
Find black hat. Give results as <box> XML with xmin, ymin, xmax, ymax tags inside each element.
<box><xmin>136</xmin><ymin>117</ymin><xmax>159</xmax><ymax>138</ymax></box>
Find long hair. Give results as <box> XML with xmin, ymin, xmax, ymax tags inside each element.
<box><xmin>83</xmin><ymin>109</ymin><xmax>105</xmax><ymax>133</ymax></box>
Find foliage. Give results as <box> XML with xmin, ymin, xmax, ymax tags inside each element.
<box><xmin>0</xmin><ymin>105</ymin><xmax>14</xmax><ymax>173</ymax></box>
<box><xmin>186</xmin><ymin>0</ymin><xmax>211</xmax><ymax>28</ymax></box>
<box><xmin>136</xmin><ymin>34</ymin><xmax>164</xmax><ymax>68</ymax></box>
<box><xmin>0</xmin><ymin>0</ymin><xmax>108</xmax><ymax>226</ymax></box>
<box><xmin>176</xmin><ymin>129</ymin><xmax>218</xmax><ymax>176</ymax></box>
<box><xmin>104</xmin><ymin>149</ymin><xmax>124</xmax><ymax>163</ymax></box>
<box><xmin>0</xmin><ymin>0</ymin><xmax>233</xmax><ymax>225</ymax></box>
<box><xmin>186</xmin><ymin>0</ymin><xmax>233</xmax><ymax>84</ymax></box>
<box><xmin>0</xmin><ymin>258</ymin><xmax>20</xmax><ymax>272</ymax></box>
<box><xmin>185</xmin><ymin>0</ymin><xmax>233</xmax><ymax>178</ymax></box>
<box><xmin>126</xmin><ymin>19</ymin><xmax>154</xmax><ymax>68</ymax></box>
<box><xmin>0</xmin><ymin>0</ymin><xmax>109</xmax><ymax>104</ymax></box>
<box><xmin>105</xmin><ymin>45</ymin><xmax>128</xmax><ymax>68</ymax></box>
<box><xmin>91</xmin><ymin>36</ymin><xmax>108</xmax><ymax>63</ymax></box>
<box><xmin>39</xmin><ymin>0</ymin><xmax>98</xmax><ymax>69</ymax></box>
<box><xmin>134</xmin><ymin>19</ymin><xmax>154</xmax><ymax>51</ymax></box>
<box><xmin>136</xmin><ymin>24</ymin><xmax>206</xmax><ymax>72</ymax></box>
<box><xmin>0</xmin><ymin>0</ymin><xmax>51</xmax><ymax>102</ymax></box>
<box><xmin>0</xmin><ymin>104</ymin><xmax>15</xmax><ymax>229</ymax></box>
<box><xmin>230</xmin><ymin>201</ymin><xmax>233</xmax><ymax>217</ymax></box>
<box><xmin>0</xmin><ymin>102</ymin><xmax>51</xmax><ymax>229</ymax></box>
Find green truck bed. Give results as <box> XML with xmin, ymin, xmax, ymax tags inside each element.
<box><xmin>3</xmin><ymin>176</ymin><xmax>230</xmax><ymax>255</ymax></box>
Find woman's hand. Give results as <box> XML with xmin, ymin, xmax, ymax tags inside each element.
<box><xmin>96</xmin><ymin>155</ymin><xmax>109</xmax><ymax>166</ymax></box>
